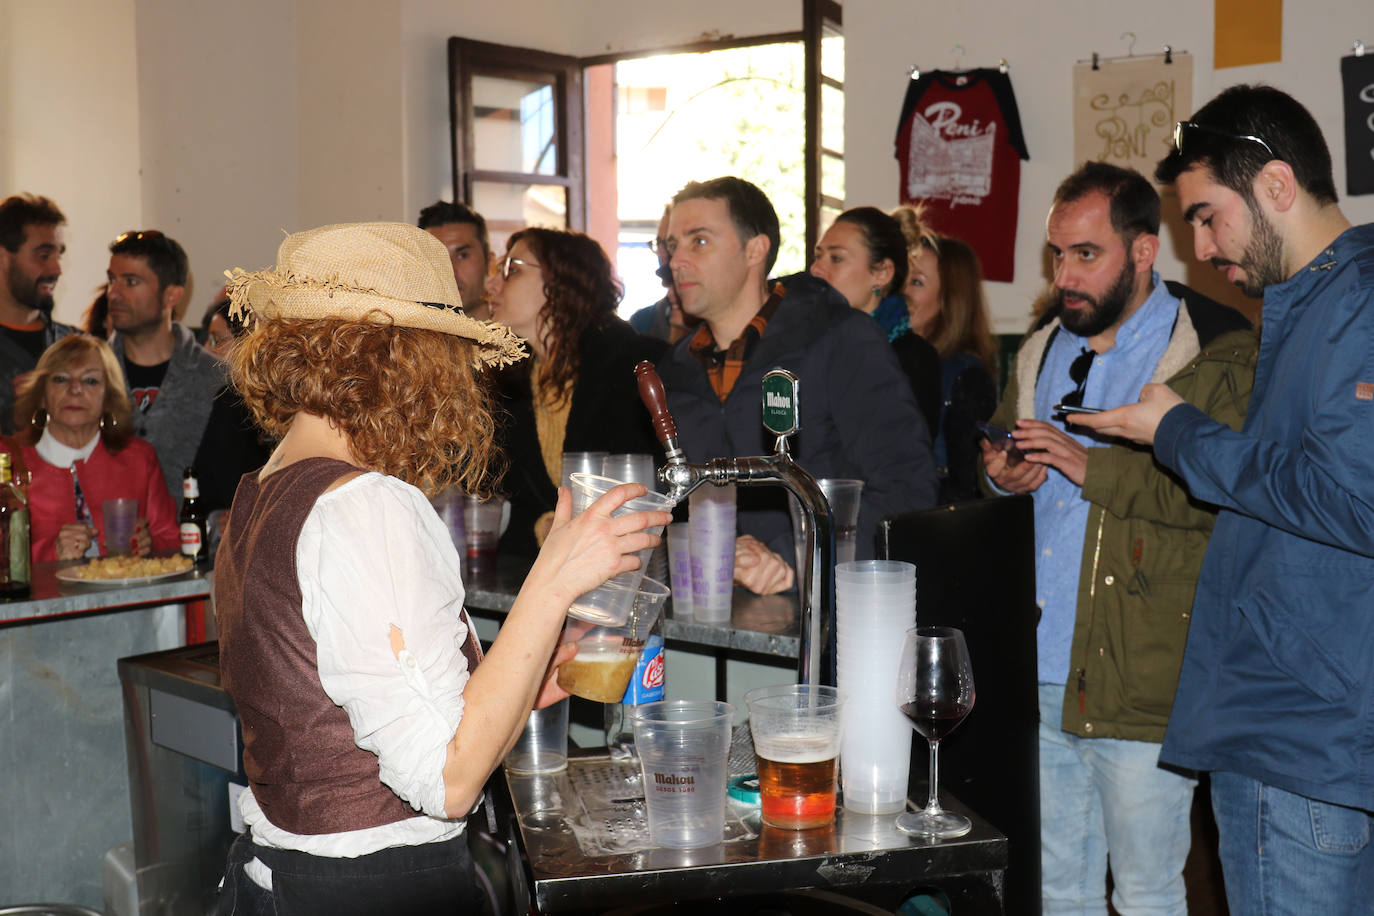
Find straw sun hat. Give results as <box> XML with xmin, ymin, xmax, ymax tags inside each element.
<box><xmin>224</xmin><ymin>221</ymin><xmax>527</xmax><ymax>367</ymax></box>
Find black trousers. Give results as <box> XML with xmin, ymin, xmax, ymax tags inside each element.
<box><xmin>215</xmin><ymin>830</ymin><xmax>478</xmax><ymax>915</ymax></box>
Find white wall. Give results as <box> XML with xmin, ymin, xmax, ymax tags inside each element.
<box><xmin>6</xmin><ymin>0</ymin><xmax>1372</xmax><ymax>332</ymax></box>
<box><xmin>845</xmin><ymin>1</ymin><xmax>1374</xmax><ymax>331</ymax></box>
<box><xmin>0</xmin><ymin>0</ymin><xmax>143</xmax><ymax>326</ymax></box>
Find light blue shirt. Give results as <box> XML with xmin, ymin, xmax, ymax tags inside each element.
<box><xmin>1034</xmin><ymin>274</ymin><xmax>1178</xmax><ymax>684</ymax></box>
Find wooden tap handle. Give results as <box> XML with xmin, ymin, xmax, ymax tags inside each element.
<box><xmin>634</xmin><ymin>361</ymin><xmax>678</xmax><ymax>445</ymax></box>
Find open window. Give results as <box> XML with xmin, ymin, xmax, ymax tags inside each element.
<box><xmin>448</xmin><ymin>2</ymin><xmax>843</xmax><ymax>314</ymax></box>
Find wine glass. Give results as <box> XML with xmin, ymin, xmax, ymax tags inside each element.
<box><xmin>894</xmin><ymin>626</ymin><xmax>976</xmax><ymax>838</ymax></box>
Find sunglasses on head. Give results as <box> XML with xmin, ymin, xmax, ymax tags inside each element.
<box><xmin>1172</xmin><ymin>121</ymin><xmax>1276</xmax><ymax>160</ymax></box>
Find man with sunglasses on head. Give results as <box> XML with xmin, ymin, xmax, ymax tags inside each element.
<box><xmin>1073</xmin><ymin>85</ymin><xmax>1374</xmax><ymax>913</ymax></box>
<box><xmin>981</xmin><ymin>160</ymin><xmax>1256</xmax><ymax>915</ymax></box>
<box><xmin>107</xmin><ymin>230</ymin><xmax>225</xmax><ymax>507</ymax></box>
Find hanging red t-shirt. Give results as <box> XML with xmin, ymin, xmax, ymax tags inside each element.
<box><xmin>894</xmin><ymin>69</ymin><xmax>1030</xmax><ymax>282</ymax></box>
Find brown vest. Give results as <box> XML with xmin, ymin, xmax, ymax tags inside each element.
<box><xmin>217</xmin><ymin>458</ymin><xmax>477</xmax><ymax>835</ymax></box>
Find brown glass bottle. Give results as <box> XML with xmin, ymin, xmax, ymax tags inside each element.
<box><xmin>179</xmin><ymin>467</ymin><xmax>208</xmax><ymax>564</ymax></box>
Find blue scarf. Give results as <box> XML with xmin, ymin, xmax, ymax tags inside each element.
<box><xmin>871</xmin><ymin>295</ymin><xmax>911</xmax><ymax>343</ymax></box>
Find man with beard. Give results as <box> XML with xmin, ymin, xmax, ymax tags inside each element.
<box><xmin>1073</xmin><ymin>86</ymin><xmax>1374</xmax><ymax>914</ymax></box>
<box><xmin>418</xmin><ymin>201</ymin><xmax>493</xmax><ymax>321</ymax></box>
<box><xmin>0</xmin><ymin>194</ymin><xmax>77</xmax><ymax>433</ymax></box>
<box><xmin>980</xmin><ymin>160</ymin><xmax>1256</xmax><ymax>915</ymax></box>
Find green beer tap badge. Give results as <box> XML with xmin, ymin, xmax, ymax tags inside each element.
<box><xmin>761</xmin><ymin>369</ymin><xmax>800</xmax><ymax>439</ymax></box>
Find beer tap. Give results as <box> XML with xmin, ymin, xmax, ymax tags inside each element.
<box><xmin>634</xmin><ymin>362</ymin><xmax>836</xmax><ymax>687</ymax></box>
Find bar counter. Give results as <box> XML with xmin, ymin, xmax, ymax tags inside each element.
<box><xmin>463</xmin><ymin>556</ymin><xmax>801</xmax><ymax>660</ymax></box>
<box><xmin>0</xmin><ymin>561</ymin><xmax>209</xmax><ymax>908</ymax></box>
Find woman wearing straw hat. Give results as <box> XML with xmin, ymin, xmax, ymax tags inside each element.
<box><xmin>212</xmin><ymin>222</ymin><xmax>668</xmax><ymax>912</ymax></box>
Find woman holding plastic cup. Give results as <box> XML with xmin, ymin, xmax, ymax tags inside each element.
<box><xmin>6</xmin><ymin>334</ymin><xmax>178</xmax><ymax>561</ymax></box>
<box><xmin>211</xmin><ymin>223</ymin><xmax>669</xmax><ymax>912</ymax></box>
<box><xmin>486</xmin><ymin>227</ymin><xmax>666</xmax><ymax>560</ymax></box>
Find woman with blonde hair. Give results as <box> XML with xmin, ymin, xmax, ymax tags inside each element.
<box><xmin>9</xmin><ymin>333</ymin><xmax>178</xmax><ymax>560</ymax></box>
<box><xmin>212</xmin><ymin>223</ymin><xmax>667</xmax><ymax>912</ymax></box>
<box><xmin>891</xmin><ymin>207</ymin><xmax>999</xmax><ymax>502</ymax></box>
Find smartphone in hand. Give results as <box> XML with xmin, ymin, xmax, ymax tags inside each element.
<box><xmin>1053</xmin><ymin>403</ymin><xmax>1105</xmax><ymax>414</ymax></box>
<box><xmin>976</xmin><ymin>421</ymin><xmax>1025</xmax><ymax>466</ymax></box>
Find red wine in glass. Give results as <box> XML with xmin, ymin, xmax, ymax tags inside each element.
<box><xmin>895</xmin><ymin>626</ymin><xmax>976</xmax><ymax>838</ymax></box>
<box><xmin>900</xmin><ymin>698</ymin><xmax>972</xmax><ymax>742</ymax></box>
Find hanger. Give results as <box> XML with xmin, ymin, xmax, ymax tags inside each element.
<box><xmin>906</xmin><ymin>53</ymin><xmax>1010</xmax><ymax>80</ymax></box>
<box><xmin>1083</xmin><ymin>34</ymin><xmax>1180</xmax><ymax>70</ymax></box>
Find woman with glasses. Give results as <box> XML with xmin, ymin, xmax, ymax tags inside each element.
<box><xmin>7</xmin><ymin>334</ymin><xmax>179</xmax><ymax>561</ymax></box>
<box><xmin>891</xmin><ymin>208</ymin><xmax>1000</xmax><ymax>503</ymax></box>
<box><xmin>810</xmin><ymin>206</ymin><xmax>943</xmax><ymax>440</ymax></box>
<box><xmin>486</xmin><ymin>227</ymin><xmax>667</xmax><ymax>558</ymax></box>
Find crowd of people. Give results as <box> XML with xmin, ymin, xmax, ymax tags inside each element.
<box><xmin>7</xmin><ymin>79</ymin><xmax>1371</xmax><ymax>914</ymax></box>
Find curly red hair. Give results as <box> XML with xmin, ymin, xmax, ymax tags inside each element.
<box><xmin>230</xmin><ymin>315</ymin><xmax>496</xmax><ymax>496</ymax></box>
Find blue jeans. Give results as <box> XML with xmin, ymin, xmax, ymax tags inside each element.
<box><xmin>1038</xmin><ymin>684</ymin><xmax>1196</xmax><ymax>916</ymax></box>
<box><xmin>1211</xmin><ymin>770</ymin><xmax>1374</xmax><ymax>915</ymax></box>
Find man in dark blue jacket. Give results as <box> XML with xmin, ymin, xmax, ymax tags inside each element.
<box><xmin>656</xmin><ymin>176</ymin><xmax>936</xmax><ymax>594</ymax></box>
<box><xmin>1076</xmin><ymin>85</ymin><xmax>1374</xmax><ymax>913</ymax></box>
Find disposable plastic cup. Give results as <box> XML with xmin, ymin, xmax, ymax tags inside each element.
<box><xmin>505</xmin><ymin>698</ymin><xmax>569</xmax><ymax>774</ymax></box>
<box><xmin>839</xmin><ymin>703</ymin><xmax>913</xmax><ymax>815</ymax></box>
<box><xmin>632</xmin><ymin>700</ymin><xmax>734</xmax><ymax>849</ymax></box>
<box><xmin>836</xmin><ymin>560</ymin><xmax>916</xmax><ymax>583</ymax></box>
<box><xmin>429</xmin><ymin>488</ymin><xmax>466</xmax><ymax>555</ymax></box>
<box><xmin>666</xmin><ymin>523</ymin><xmax>694</xmax><ymax>619</ymax></box>
<box><xmin>689</xmin><ymin>485</ymin><xmax>736</xmax><ymax>623</ymax></box>
<box><xmin>560</xmin><ymin>452</ymin><xmax>608</xmax><ymax>490</ymax></box>
<box><xmin>567</xmin><ymin>474</ymin><xmax>674</xmax><ymax>624</ymax></box>
<box><xmin>790</xmin><ymin>479</ymin><xmax>865</xmax><ymax>583</ymax></box>
<box><xmin>746</xmin><ymin>684</ymin><xmax>844</xmax><ymax>830</ymax></box>
<box><xmin>102</xmin><ymin>498</ymin><xmax>139</xmax><ymax>556</ymax></box>
<box><xmin>557</xmin><ymin>577</ymin><xmax>669</xmax><ymax>701</ymax></box>
<box><xmin>601</xmin><ymin>453</ymin><xmax>658</xmax><ymax>491</ymax></box>
<box><xmin>464</xmin><ymin>495</ymin><xmax>505</xmax><ymax>577</ymax></box>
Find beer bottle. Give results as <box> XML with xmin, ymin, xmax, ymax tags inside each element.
<box><xmin>0</xmin><ymin>453</ymin><xmax>31</xmax><ymax>600</ymax></box>
<box><xmin>179</xmin><ymin>467</ymin><xmax>208</xmax><ymax>564</ymax></box>
<box><xmin>604</xmin><ymin>613</ymin><xmax>665</xmax><ymax>758</ymax></box>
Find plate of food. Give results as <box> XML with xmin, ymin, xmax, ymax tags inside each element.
<box><xmin>56</xmin><ymin>553</ymin><xmax>196</xmax><ymax>586</ymax></box>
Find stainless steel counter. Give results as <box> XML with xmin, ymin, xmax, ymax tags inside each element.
<box><xmin>464</xmin><ymin>558</ymin><xmax>800</xmax><ymax>660</ymax></box>
<box><xmin>0</xmin><ymin>562</ymin><xmax>207</xmax><ymax>907</ymax></box>
<box><xmin>500</xmin><ymin>751</ymin><xmax>1007</xmax><ymax>913</ymax></box>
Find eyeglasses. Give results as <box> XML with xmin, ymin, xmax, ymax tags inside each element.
<box><xmin>1172</xmin><ymin>121</ymin><xmax>1276</xmax><ymax>160</ymax></box>
<box><xmin>1058</xmin><ymin>347</ymin><xmax>1096</xmax><ymax>413</ymax></box>
<box><xmin>497</xmin><ymin>255</ymin><xmax>541</xmax><ymax>280</ymax></box>
<box><xmin>647</xmin><ymin>237</ymin><xmax>667</xmax><ymax>255</ymax></box>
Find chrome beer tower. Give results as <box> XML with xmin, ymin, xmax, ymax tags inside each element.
<box><xmin>634</xmin><ymin>362</ymin><xmax>836</xmax><ymax>687</ymax></box>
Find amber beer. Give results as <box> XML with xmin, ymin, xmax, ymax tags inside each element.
<box><xmin>754</xmin><ymin>734</ymin><xmax>840</xmax><ymax>830</ymax></box>
<box><xmin>556</xmin><ymin>637</ymin><xmax>640</xmax><ymax>703</ymax></box>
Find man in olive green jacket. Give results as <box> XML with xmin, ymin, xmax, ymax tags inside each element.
<box><xmin>980</xmin><ymin>161</ymin><xmax>1257</xmax><ymax>915</ymax></box>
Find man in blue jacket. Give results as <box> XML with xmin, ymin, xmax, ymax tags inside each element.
<box><xmin>1075</xmin><ymin>84</ymin><xmax>1374</xmax><ymax>912</ymax></box>
<box><xmin>656</xmin><ymin>176</ymin><xmax>936</xmax><ymax>594</ymax></box>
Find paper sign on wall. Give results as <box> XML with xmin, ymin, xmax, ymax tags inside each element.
<box><xmin>1215</xmin><ymin>0</ymin><xmax>1282</xmax><ymax>69</ymax></box>
<box><xmin>1073</xmin><ymin>54</ymin><xmax>1193</xmax><ymax>183</ymax></box>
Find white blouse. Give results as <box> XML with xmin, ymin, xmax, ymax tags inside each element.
<box><xmin>238</xmin><ymin>472</ymin><xmax>472</xmax><ymax>864</ymax></box>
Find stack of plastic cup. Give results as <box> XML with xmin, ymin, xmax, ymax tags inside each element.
<box><xmin>835</xmin><ymin>560</ymin><xmax>917</xmax><ymax>815</ymax></box>
<box><xmin>665</xmin><ymin>522</ymin><xmax>694</xmax><ymax>618</ymax></box>
<box><xmin>560</xmin><ymin>452</ymin><xmax>609</xmax><ymax>491</ymax></box>
<box><xmin>603</xmin><ymin>454</ymin><xmax>668</xmax><ymax>584</ymax></box>
<box><xmin>566</xmin><ymin>473</ymin><xmax>674</xmax><ymax>625</ymax></box>
<box><xmin>429</xmin><ymin>488</ymin><xmax>466</xmax><ymax>555</ymax></box>
<box><xmin>688</xmin><ymin>485</ymin><xmax>736</xmax><ymax>624</ymax></box>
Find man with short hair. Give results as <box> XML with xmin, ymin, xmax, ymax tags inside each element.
<box><xmin>107</xmin><ymin>230</ymin><xmax>225</xmax><ymax>505</ymax></box>
<box><xmin>982</xmin><ymin>160</ymin><xmax>1256</xmax><ymax>915</ymax></box>
<box><xmin>1074</xmin><ymin>85</ymin><xmax>1374</xmax><ymax>913</ymax></box>
<box><xmin>418</xmin><ymin>200</ymin><xmax>492</xmax><ymax>321</ymax></box>
<box><xmin>0</xmin><ymin>194</ymin><xmax>77</xmax><ymax>433</ymax></box>
<box><xmin>631</xmin><ymin>206</ymin><xmax>690</xmax><ymax>344</ymax></box>
<box><xmin>655</xmin><ymin>176</ymin><xmax>936</xmax><ymax>594</ymax></box>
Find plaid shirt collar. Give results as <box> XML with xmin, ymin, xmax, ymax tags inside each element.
<box><xmin>689</xmin><ymin>282</ymin><xmax>786</xmax><ymax>403</ymax></box>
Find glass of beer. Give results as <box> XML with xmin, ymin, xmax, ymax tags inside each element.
<box><xmin>557</xmin><ymin>577</ymin><xmax>669</xmax><ymax>703</ymax></box>
<box><xmin>745</xmin><ymin>684</ymin><xmax>844</xmax><ymax>830</ymax></box>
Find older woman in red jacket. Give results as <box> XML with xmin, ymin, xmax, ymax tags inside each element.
<box><xmin>11</xmin><ymin>334</ymin><xmax>178</xmax><ymax>561</ymax></box>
